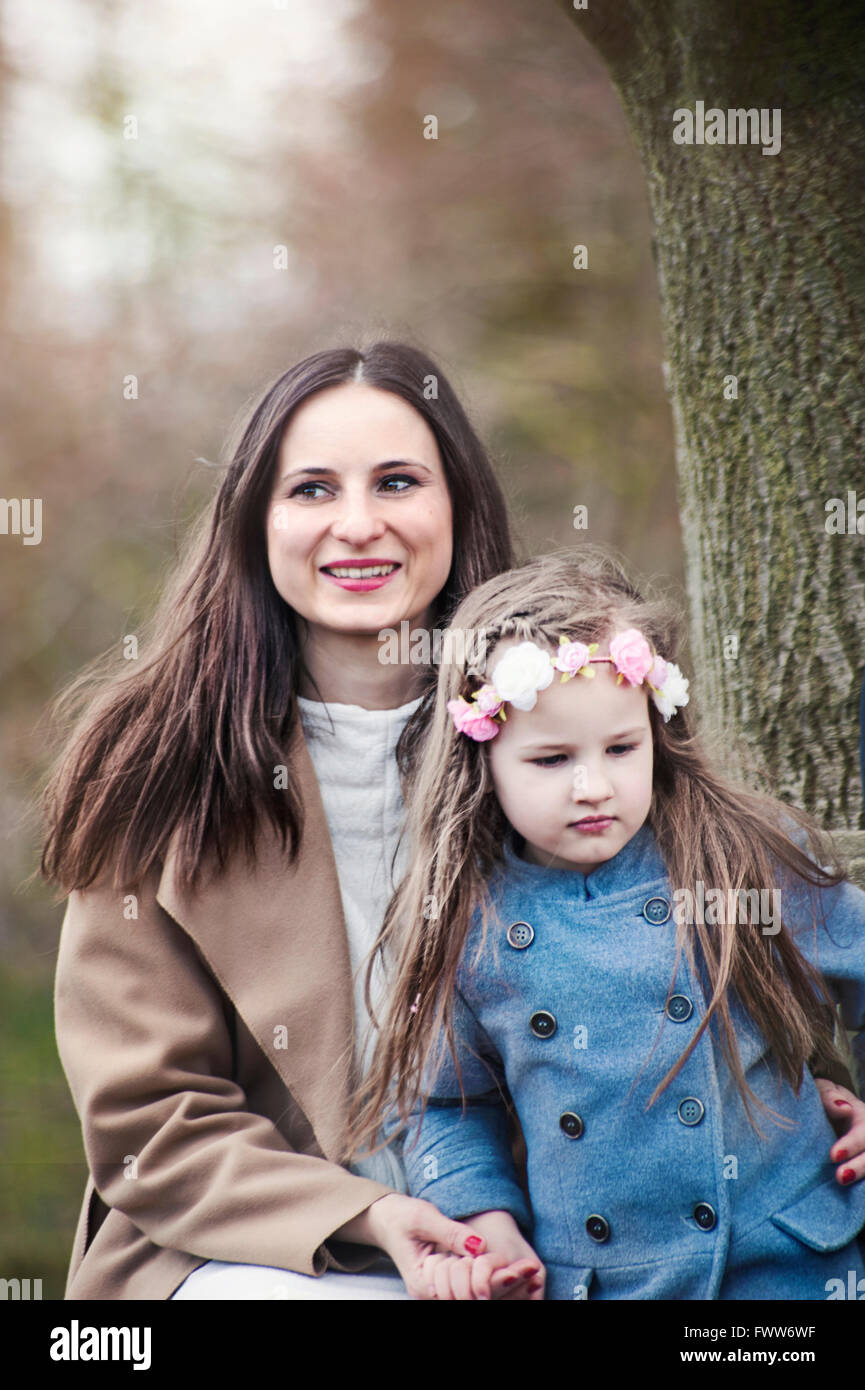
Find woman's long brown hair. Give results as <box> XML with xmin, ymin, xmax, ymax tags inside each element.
<box><xmin>37</xmin><ymin>341</ymin><xmax>514</xmax><ymax>897</ymax></box>
<box><xmin>348</xmin><ymin>546</ymin><xmax>849</xmax><ymax>1155</ymax></box>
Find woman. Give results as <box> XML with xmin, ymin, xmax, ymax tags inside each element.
<box><xmin>42</xmin><ymin>341</ymin><xmax>864</xmax><ymax>1300</ymax></box>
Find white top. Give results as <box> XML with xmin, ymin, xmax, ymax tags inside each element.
<box><xmin>297</xmin><ymin>692</ymin><xmax>424</xmax><ymax>1193</ymax></box>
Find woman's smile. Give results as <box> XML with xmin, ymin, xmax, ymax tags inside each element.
<box><xmin>319</xmin><ymin>558</ymin><xmax>402</xmax><ymax>592</ymax></box>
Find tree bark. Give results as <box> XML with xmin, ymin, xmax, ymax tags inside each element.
<box><xmin>561</xmin><ymin>0</ymin><xmax>865</xmax><ymax>853</ymax></box>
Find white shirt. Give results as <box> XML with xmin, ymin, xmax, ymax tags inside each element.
<box><xmin>297</xmin><ymin>693</ymin><xmax>423</xmax><ymax>1193</ymax></box>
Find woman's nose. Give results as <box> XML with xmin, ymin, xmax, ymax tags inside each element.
<box><xmin>328</xmin><ymin>493</ymin><xmax>387</xmax><ymax>545</ymax></box>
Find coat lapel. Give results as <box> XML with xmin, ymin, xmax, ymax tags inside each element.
<box><xmin>155</xmin><ymin>717</ymin><xmax>358</xmax><ymax>1164</ymax></box>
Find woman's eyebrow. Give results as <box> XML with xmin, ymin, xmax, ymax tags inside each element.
<box><xmin>280</xmin><ymin>459</ymin><xmax>433</xmax><ymax>481</ymax></box>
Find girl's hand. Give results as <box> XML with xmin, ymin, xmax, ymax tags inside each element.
<box><xmin>418</xmin><ymin>1250</ymin><xmax>542</xmax><ymax>1300</ymax></box>
<box><xmin>814</xmin><ymin>1078</ymin><xmax>865</xmax><ymax>1185</ymax></box>
<box><xmin>339</xmin><ymin>1192</ymin><xmax>519</xmax><ymax>1300</ymax></box>
<box><xmin>418</xmin><ymin>1208</ymin><xmax>546</xmax><ymax>1301</ymax></box>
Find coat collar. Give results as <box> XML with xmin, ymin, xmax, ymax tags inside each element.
<box><xmin>500</xmin><ymin>820</ymin><xmax>667</xmax><ymax>901</ymax></box>
<box><xmin>154</xmin><ymin>716</ymin><xmax>357</xmax><ymax>1163</ymax></box>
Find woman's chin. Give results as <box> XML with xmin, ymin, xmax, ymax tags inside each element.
<box><xmin>335</xmin><ymin>603</ymin><xmax>410</xmax><ymax>633</ymax></box>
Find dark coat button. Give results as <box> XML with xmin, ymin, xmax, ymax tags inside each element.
<box><xmin>529</xmin><ymin>1010</ymin><xmax>557</xmax><ymax>1038</ymax></box>
<box><xmin>677</xmin><ymin>1097</ymin><xmax>705</xmax><ymax>1126</ymax></box>
<box><xmin>586</xmin><ymin>1214</ymin><xmax>610</xmax><ymax>1243</ymax></box>
<box><xmin>560</xmin><ymin>1111</ymin><xmax>584</xmax><ymax>1139</ymax></box>
<box><xmin>506</xmin><ymin>921</ymin><xmax>534</xmax><ymax>949</ymax></box>
<box><xmin>693</xmin><ymin>1202</ymin><xmax>717</xmax><ymax>1230</ymax></box>
<box><xmin>666</xmin><ymin>994</ymin><xmax>693</xmax><ymax>1022</ymax></box>
<box><xmin>642</xmin><ymin>896</ymin><xmax>671</xmax><ymax>924</ymax></box>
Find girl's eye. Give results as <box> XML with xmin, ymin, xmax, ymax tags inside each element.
<box><xmin>608</xmin><ymin>743</ymin><xmax>637</xmax><ymax>756</ymax></box>
<box><xmin>531</xmin><ymin>754</ymin><xmax>567</xmax><ymax>767</ymax></box>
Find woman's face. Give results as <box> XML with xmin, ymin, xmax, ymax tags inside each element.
<box><xmin>267</xmin><ymin>382</ymin><xmax>454</xmax><ymax>640</ymax></box>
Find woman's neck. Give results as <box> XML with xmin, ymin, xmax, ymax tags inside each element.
<box><xmin>297</xmin><ymin>628</ymin><xmax>428</xmax><ymax>710</ymax></box>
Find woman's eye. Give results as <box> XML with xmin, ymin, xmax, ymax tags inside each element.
<box><xmin>531</xmin><ymin>754</ymin><xmax>567</xmax><ymax>767</ymax></box>
<box><xmin>378</xmin><ymin>474</ymin><xmax>418</xmax><ymax>493</ymax></box>
<box><xmin>289</xmin><ymin>482</ymin><xmax>330</xmax><ymax>499</ymax></box>
<box><xmin>287</xmin><ymin>474</ymin><xmax>418</xmax><ymax>500</ymax></box>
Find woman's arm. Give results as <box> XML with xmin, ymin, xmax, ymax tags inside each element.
<box><xmin>784</xmin><ymin>868</ymin><xmax>865</xmax><ymax>1075</ymax></box>
<box><xmin>784</xmin><ymin>869</ymin><xmax>865</xmax><ymax>1179</ymax></box>
<box><xmin>55</xmin><ymin>869</ymin><xmax>407</xmax><ymax>1276</ymax></box>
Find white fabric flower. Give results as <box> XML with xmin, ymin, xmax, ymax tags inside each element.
<box><xmin>651</xmin><ymin>661</ymin><xmax>690</xmax><ymax>721</ymax></box>
<box><xmin>491</xmin><ymin>641</ymin><xmax>555</xmax><ymax>711</ymax></box>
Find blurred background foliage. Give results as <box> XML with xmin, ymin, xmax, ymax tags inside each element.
<box><xmin>0</xmin><ymin>0</ymin><xmax>680</xmax><ymax>1294</ymax></box>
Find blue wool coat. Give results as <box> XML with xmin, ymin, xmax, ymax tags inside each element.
<box><xmin>389</xmin><ymin>824</ymin><xmax>865</xmax><ymax>1300</ymax></box>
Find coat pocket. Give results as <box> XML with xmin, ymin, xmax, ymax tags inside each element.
<box><xmin>769</xmin><ymin>1174</ymin><xmax>865</xmax><ymax>1252</ymax></box>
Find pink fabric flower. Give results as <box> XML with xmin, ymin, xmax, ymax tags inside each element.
<box><xmin>552</xmin><ymin>640</ymin><xmax>592</xmax><ymax>678</ymax></box>
<box><xmin>647</xmin><ymin>654</ymin><xmax>668</xmax><ymax>690</ymax></box>
<box><xmin>609</xmin><ymin>629</ymin><xmax>654</xmax><ymax>685</ymax></box>
<box><xmin>474</xmin><ymin>683</ymin><xmax>504</xmax><ymax>716</ymax></box>
<box><xmin>446</xmin><ymin>697</ymin><xmax>500</xmax><ymax>742</ymax></box>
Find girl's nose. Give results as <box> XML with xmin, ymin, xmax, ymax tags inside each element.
<box><xmin>571</xmin><ymin>763</ymin><xmax>613</xmax><ymax>803</ymax></box>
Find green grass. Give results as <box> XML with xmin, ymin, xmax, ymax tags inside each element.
<box><xmin>0</xmin><ymin>960</ymin><xmax>88</xmax><ymax>1299</ymax></box>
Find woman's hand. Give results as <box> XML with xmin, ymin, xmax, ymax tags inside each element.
<box><xmin>419</xmin><ymin>1208</ymin><xmax>546</xmax><ymax>1301</ymax></box>
<box><xmin>815</xmin><ymin>1078</ymin><xmax>865</xmax><ymax>1184</ymax></box>
<box><xmin>335</xmin><ymin>1193</ymin><xmax>540</xmax><ymax>1300</ymax></box>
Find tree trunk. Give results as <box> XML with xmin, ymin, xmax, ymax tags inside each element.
<box><xmin>561</xmin><ymin>0</ymin><xmax>865</xmax><ymax>866</ymax></box>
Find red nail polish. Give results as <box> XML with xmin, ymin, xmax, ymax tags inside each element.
<box><xmin>502</xmin><ymin>1276</ymin><xmax>517</xmax><ymax>1286</ymax></box>
<box><xmin>835</xmin><ymin>1149</ymin><xmax>848</xmax><ymax>1161</ymax></box>
<box><xmin>465</xmin><ymin>1236</ymin><xmax>483</xmax><ymax>1254</ymax></box>
<box><xmin>835</xmin><ymin>1099</ymin><xmax>851</xmax><ymax>1108</ymax></box>
<box><xmin>840</xmin><ymin>1168</ymin><xmax>856</xmax><ymax>1183</ymax></box>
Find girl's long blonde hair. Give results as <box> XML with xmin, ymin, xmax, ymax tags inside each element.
<box><xmin>347</xmin><ymin>546</ymin><xmax>848</xmax><ymax>1160</ymax></box>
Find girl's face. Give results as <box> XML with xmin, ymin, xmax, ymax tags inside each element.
<box><xmin>267</xmin><ymin>382</ymin><xmax>454</xmax><ymax>638</ymax></box>
<box><xmin>486</xmin><ymin>642</ymin><xmax>654</xmax><ymax>873</ymax></box>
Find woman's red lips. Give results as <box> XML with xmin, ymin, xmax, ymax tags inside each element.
<box><xmin>319</xmin><ymin>559</ymin><xmax>400</xmax><ymax>571</ymax></box>
<box><xmin>319</xmin><ymin>560</ymin><xmax>402</xmax><ymax>592</ymax></box>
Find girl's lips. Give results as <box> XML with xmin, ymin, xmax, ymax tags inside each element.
<box><xmin>570</xmin><ymin>817</ymin><xmax>615</xmax><ymax>833</ymax></box>
<box><xmin>319</xmin><ymin>562</ymin><xmax>402</xmax><ymax>593</ymax></box>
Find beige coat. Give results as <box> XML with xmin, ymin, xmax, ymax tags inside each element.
<box><xmin>54</xmin><ymin>720</ymin><xmax>400</xmax><ymax>1299</ymax></box>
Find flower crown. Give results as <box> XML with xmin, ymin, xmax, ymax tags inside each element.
<box><xmin>447</xmin><ymin>628</ymin><xmax>689</xmax><ymax>742</ymax></box>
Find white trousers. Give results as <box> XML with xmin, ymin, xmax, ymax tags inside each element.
<box><xmin>170</xmin><ymin>1257</ymin><xmax>412</xmax><ymax>1301</ymax></box>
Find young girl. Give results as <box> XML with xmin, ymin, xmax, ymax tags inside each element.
<box><xmin>349</xmin><ymin>548</ymin><xmax>865</xmax><ymax>1301</ymax></box>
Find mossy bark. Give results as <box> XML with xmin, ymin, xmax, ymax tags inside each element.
<box><xmin>563</xmin><ymin>0</ymin><xmax>865</xmax><ymax>843</ymax></box>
